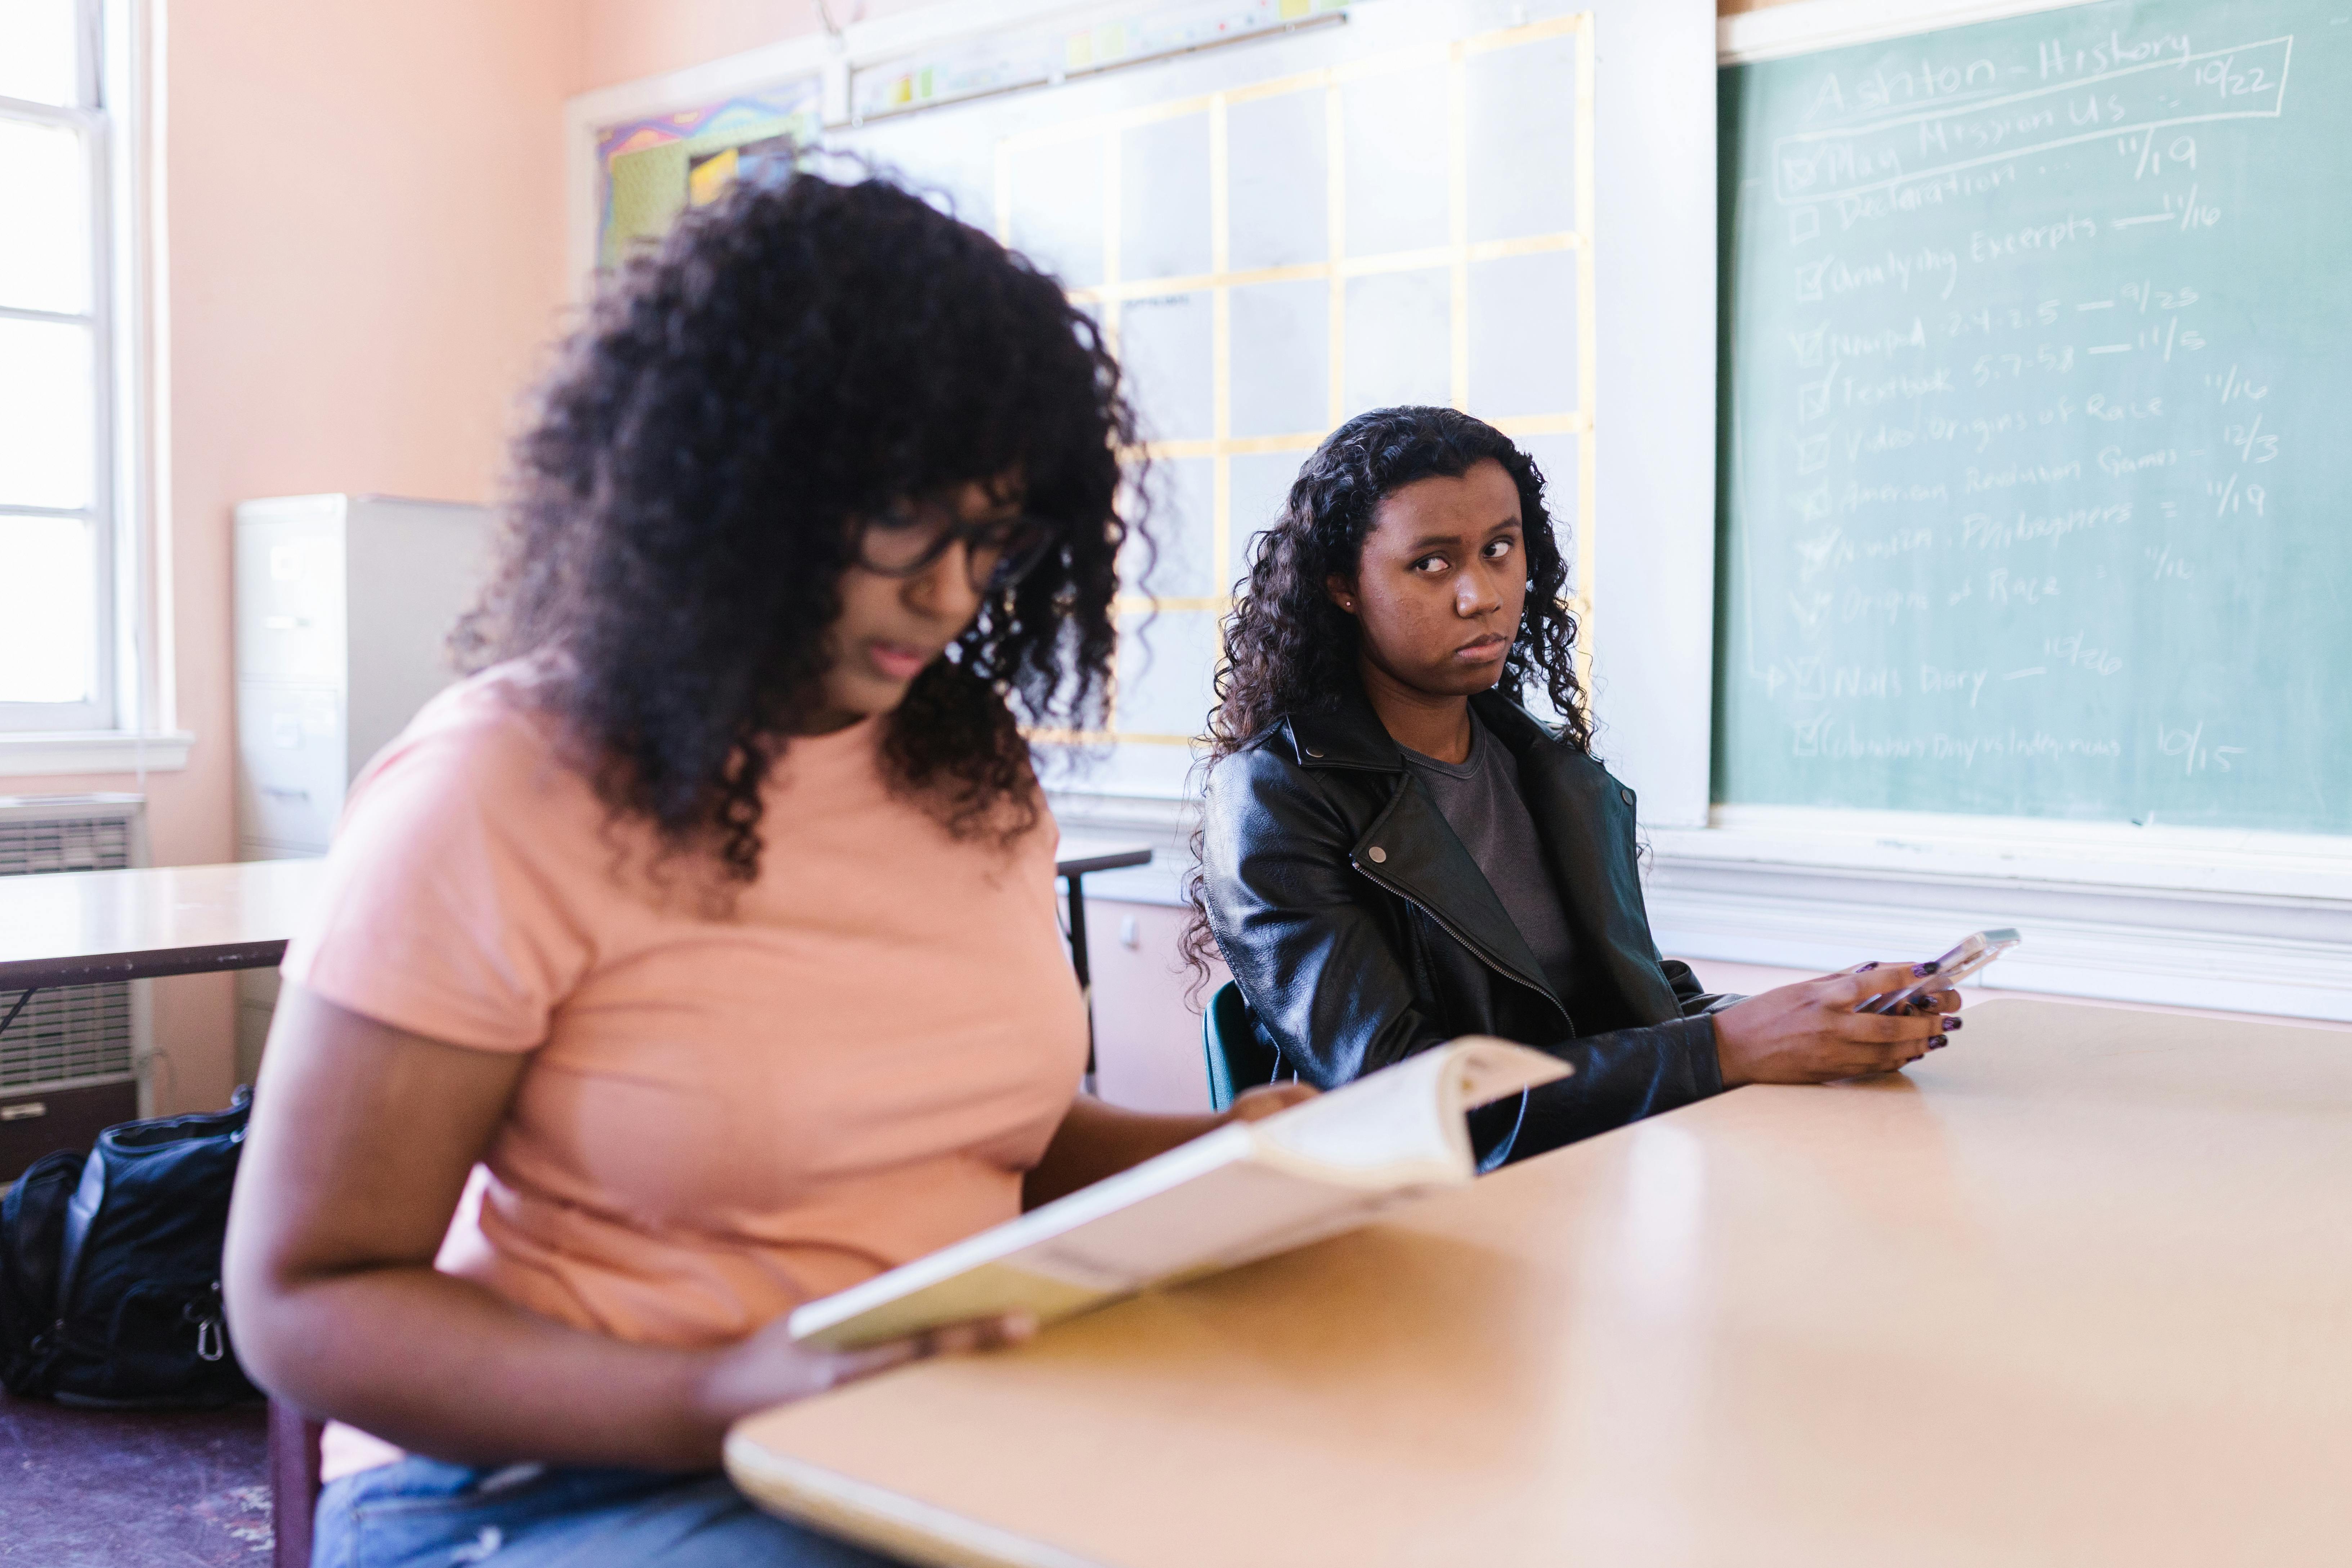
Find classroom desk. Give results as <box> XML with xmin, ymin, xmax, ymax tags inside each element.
<box><xmin>0</xmin><ymin>857</ymin><xmax>328</xmax><ymax>1005</ymax></box>
<box><xmin>728</xmin><ymin>998</ymin><xmax>2352</xmax><ymax>1568</ymax></box>
<box><xmin>1047</xmin><ymin>835</ymin><xmax>1152</xmax><ymax>1002</ymax></box>
<box><xmin>0</xmin><ymin>839</ymin><xmax>1152</xmax><ymax>1036</ymax></box>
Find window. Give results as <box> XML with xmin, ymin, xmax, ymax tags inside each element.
<box><xmin>1</xmin><ymin>0</ymin><xmax>115</xmax><ymax>733</ymax></box>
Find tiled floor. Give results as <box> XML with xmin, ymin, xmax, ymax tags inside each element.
<box><xmin>0</xmin><ymin>1395</ymin><xmax>271</xmax><ymax>1564</ymax></box>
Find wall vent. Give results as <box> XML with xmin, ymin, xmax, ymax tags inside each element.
<box><xmin>0</xmin><ymin>796</ymin><xmax>147</xmax><ymax>1093</ymax></box>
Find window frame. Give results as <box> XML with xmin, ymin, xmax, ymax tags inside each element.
<box><xmin>0</xmin><ymin>0</ymin><xmax>118</xmax><ymax>735</ymax></box>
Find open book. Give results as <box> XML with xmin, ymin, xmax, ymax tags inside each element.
<box><xmin>789</xmin><ymin>1038</ymin><xmax>1569</xmax><ymax>1350</ymax></box>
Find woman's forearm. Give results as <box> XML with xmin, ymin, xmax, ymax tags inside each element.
<box><xmin>249</xmin><ymin>1262</ymin><xmax>740</xmax><ymax>1471</ymax></box>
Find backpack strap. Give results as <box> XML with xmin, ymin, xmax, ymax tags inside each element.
<box><xmin>53</xmin><ymin>1147</ymin><xmax>108</xmax><ymax>1322</ymax></box>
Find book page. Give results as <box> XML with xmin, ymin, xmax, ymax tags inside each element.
<box><xmin>789</xmin><ymin>1039</ymin><xmax>1568</xmax><ymax>1351</ymax></box>
<box><xmin>1253</xmin><ymin>1037</ymin><xmax>1569</xmax><ymax>1176</ymax></box>
<box><xmin>1004</xmin><ymin>1158</ymin><xmax>1422</xmax><ymax>1291</ymax></box>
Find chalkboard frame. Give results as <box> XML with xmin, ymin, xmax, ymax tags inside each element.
<box><xmin>1644</xmin><ymin>0</ymin><xmax>2352</xmax><ymax>1023</ymax></box>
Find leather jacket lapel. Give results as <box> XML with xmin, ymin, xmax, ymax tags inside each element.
<box><xmin>1350</xmin><ymin>775</ymin><xmax>1560</xmax><ymax>1007</ymax></box>
<box><xmin>1282</xmin><ymin>699</ymin><xmax>1563</xmax><ymax>1010</ymax></box>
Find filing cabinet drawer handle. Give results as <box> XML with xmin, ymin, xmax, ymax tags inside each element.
<box><xmin>0</xmin><ymin>1103</ymin><xmax>47</xmax><ymax>1122</ymax></box>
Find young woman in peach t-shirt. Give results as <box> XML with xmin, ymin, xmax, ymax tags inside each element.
<box><xmin>222</xmin><ymin>173</ymin><xmax>1307</xmax><ymax>1568</ymax></box>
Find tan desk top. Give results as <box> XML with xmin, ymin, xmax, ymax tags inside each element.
<box><xmin>0</xmin><ymin>857</ymin><xmax>328</xmax><ymax>991</ymax></box>
<box><xmin>729</xmin><ymin>998</ymin><xmax>2352</xmax><ymax>1568</ymax></box>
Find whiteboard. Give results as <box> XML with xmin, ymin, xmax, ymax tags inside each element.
<box><xmin>832</xmin><ymin>1</ymin><xmax>1587</xmax><ymax>799</ymax></box>
<box><xmin>817</xmin><ymin>0</ymin><xmax>1717</xmax><ymax>812</ymax></box>
<box><xmin>567</xmin><ymin>0</ymin><xmax>1719</xmax><ymax>817</ymax></box>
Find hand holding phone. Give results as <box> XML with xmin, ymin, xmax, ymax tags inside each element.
<box><xmin>1856</xmin><ymin>928</ymin><xmax>2021</xmax><ymax>1015</ymax></box>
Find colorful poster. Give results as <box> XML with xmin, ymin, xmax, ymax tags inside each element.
<box><xmin>595</xmin><ymin>84</ymin><xmax>823</xmax><ymax>268</ymax></box>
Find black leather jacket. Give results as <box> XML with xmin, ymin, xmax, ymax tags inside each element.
<box><xmin>1201</xmin><ymin>688</ymin><xmax>1734</xmax><ymax>1162</ymax></box>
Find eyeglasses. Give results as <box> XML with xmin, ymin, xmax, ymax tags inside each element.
<box><xmin>854</xmin><ymin>505</ymin><xmax>1058</xmax><ymax>594</ymax></box>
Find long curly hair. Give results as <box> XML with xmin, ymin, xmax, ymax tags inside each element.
<box><xmin>1181</xmin><ymin>405</ymin><xmax>1589</xmax><ymax>982</ymax></box>
<box><xmin>457</xmin><ymin>169</ymin><xmax>1139</xmax><ymax>883</ymax></box>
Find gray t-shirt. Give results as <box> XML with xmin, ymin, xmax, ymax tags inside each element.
<box><xmin>1401</xmin><ymin>716</ymin><xmax>1582</xmax><ymax>1005</ymax></box>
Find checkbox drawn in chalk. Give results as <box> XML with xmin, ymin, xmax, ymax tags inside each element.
<box><xmin>1789</xmin><ymin>205</ymin><xmax>1820</xmax><ymax>244</ymax></box>
<box><xmin>1796</xmin><ymin>435</ymin><xmax>1829</xmax><ymax>473</ymax></box>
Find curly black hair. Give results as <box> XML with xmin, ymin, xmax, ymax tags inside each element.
<box><xmin>1205</xmin><ymin>404</ymin><xmax>1589</xmax><ymax>754</ymax></box>
<box><xmin>1181</xmin><ymin>404</ymin><xmax>1588</xmax><ymax>980</ymax></box>
<box><xmin>457</xmin><ymin>168</ymin><xmax>1139</xmax><ymax>882</ymax></box>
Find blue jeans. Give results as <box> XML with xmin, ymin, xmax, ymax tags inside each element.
<box><xmin>315</xmin><ymin>1456</ymin><xmax>909</xmax><ymax>1567</ymax></box>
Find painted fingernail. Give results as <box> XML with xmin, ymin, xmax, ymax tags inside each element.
<box><xmin>1943</xmin><ymin>1016</ymin><xmax>1963</xmax><ymax>1031</ymax></box>
<box><xmin>1912</xmin><ymin>961</ymin><xmax>1940</xmax><ymax>977</ymax></box>
<box><xmin>1858</xmin><ymin>961</ymin><xmax>1878</xmax><ymax>971</ymax></box>
<box><xmin>1926</xmin><ymin>1040</ymin><xmax>1946</xmax><ymax>1050</ymax></box>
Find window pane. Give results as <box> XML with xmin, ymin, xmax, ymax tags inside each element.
<box><xmin>0</xmin><ymin>514</ymin><xmax>95</xmax><ymax>703</ymax></box>
<box><xmin>0</xmin><ymin>0</ymin><xmax>82</xmax><ymax>107</ymax></box>
<box><xmin>0</xmin><ymin>117</ymin><xmax>91</xmax><ymax>313</ymax></box>
<box><xmin>0</xmin><ymin>316</ymin><xmax>95</xmax><ymax>509</ymax></box>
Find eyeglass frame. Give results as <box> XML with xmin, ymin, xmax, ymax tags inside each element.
<box><xmin>850</xmin><ymin>504</ymin><xmax>1060</xmax><ymax>594</ymax></box>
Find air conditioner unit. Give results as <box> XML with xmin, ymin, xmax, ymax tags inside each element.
<box><xmin>0</xmin><ymin>794</ymin><xmax>152</xmax><ymax>1181</ymax></box>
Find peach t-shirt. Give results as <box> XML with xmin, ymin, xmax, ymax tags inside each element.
<box><xmin>283</xmin><ymin>664</ymin><xmax>1089</xmax><ymax>1478</ymax></box>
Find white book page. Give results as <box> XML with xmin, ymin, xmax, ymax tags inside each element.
<box><xmin>789</xmin><ymin>1039</ymin><xmax>1569</xmax><ymax>1347</ymax></box>
<box><xmin>1004</xmin><ymin>1159</ymin><xmax>1421</xmax><ymax>1293</ymax></box>
<box><xmin>1252</xmin><ymin>1037</ymin><xmax>1569</xmax><ymax>1176</ymax></box>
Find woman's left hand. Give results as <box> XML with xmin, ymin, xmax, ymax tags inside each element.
<box><xmin>1224</xmin><ymin>1082</ymin><xmax>1318</xmax><ymax>1123</ymax></box>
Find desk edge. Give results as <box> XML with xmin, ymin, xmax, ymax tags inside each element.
<box><xmin>0</xmin><ymin>941</ymin><xmax>289</xmax><ymax>992</ymax></box>
<box><xmin>724</xmin><ymin>1427</ymin><xmax>1106</xmax><ymax>1568</ymax></box>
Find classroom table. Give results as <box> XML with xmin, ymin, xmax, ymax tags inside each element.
<box><xmin>727</xmin><ymin>997</ymin><xmax>2352</xmax><ymax>1568</ymax></box>
<box><xmin>0</xmin><ymin>858</ymin><xmax>329</xmax><ymax>1032</ymax></box>
<box><xmin>0</xmin><ymin>838</ymin><xmax>1153</xmax><ymax>1037</ymax></box>
<box><xmin>1047</xmin><ymin>835</ymin><xmax>1152</xmax><ymax>1004</ymax></box>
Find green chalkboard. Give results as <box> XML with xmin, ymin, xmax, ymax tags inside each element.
<box><xmin>1716</xmin><ymin>0</ymin><xmax>2350</xmax><ymax>833</ymax></box>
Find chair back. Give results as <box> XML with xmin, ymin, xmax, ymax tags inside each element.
<box><xmin>1201</xmin><ymin>981</ymin><xmax>1281</xmax><ymax>1111</ymax></box>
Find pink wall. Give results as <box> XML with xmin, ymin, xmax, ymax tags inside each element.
<box><xmin>574</xmin><ymin>0</ymin><xmax>819</xmax><ymax>91</ymax></box>
<box><xmin>572</xmin><ymin>0</ymin><xmax>938</xmax><ymax>94</ymax></box>
<box><xmin>3</xmin><ymin>0</ymin><xmax>579</xmax><ymax>1113</ymax></box>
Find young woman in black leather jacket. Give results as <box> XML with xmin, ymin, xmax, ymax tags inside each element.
<box><xmin>1189</xmin><ymin>406</ymin><xmax>1959</xmax><ymax>1163</ymax></box>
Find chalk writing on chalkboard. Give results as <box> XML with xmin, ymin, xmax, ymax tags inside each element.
<box><xmin>1719</xmin><ymin>0</ymin><xmax>2349</xmax><ymax>835</ymax></box>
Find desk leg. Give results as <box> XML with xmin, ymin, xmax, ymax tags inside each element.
<box><xmin>0</xmin><ymin>988</ymin><xmax>35</xmax><ymax>1041</ymax></box>
<box><xmin>1063</xmin><ymin>874</ymin><xmax>1096</xmax><ymax>1094</ymax></box>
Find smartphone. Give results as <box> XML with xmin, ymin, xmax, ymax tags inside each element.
<box><xmin>1858</xmin><ymin>928</ymin><xmax>2021</xmax><ymax>1014</ymax></box>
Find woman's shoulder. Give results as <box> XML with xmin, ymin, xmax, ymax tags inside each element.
<box><xmin>378</xmin><ymin>659</ymin><xmax>566</xmax><ymax>761</ymax></box>
<box><xmin>344</xmin><ymin>660</ymin><xmax>599</xmax><ymax>838</ymax></box>
<box><xmin>1201</xmin><ymin>716</ymin><xmax>1375</xmax><ymax>859</ymax></box>
<box><xmin>1205</xmin><ymin>719</ymin><xmax>1313</xmax><ymax>798</ymax></box>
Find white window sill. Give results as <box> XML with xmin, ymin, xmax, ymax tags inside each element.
<box><xmin>0</xmin><ymin>730</ymin><xmax>194</xmax><ymax>778</ymax></box>
<box><xmin>1647</xmin><ymin>807</ymin><xmax>2352</xmax><ymax>1023</ymax></box>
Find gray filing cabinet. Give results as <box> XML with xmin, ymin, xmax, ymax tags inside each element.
<box><xmin>233</xmin><ymin>494</ymin><xmax>492</xmax><ymax>1075</ymax></box>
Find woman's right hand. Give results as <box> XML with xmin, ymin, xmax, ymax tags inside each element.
<box><xmin>695</xmin><ymin>1309</ymin><xmax>1037</xmax><ymax>1438</ymax></box>
<box><xmin>1711</xmin><ymin>964</ymin><xmax>1959</xmax><ymax>1087</ymax></box>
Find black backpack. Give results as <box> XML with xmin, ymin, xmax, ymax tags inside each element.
<box><xmin>0</xmin><ymin>1089</ymin><xmax>259</xmax><ymax>1407</ymax></box>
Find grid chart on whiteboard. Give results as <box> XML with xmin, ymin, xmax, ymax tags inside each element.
<box><xmin>993</xmin><ymin>13</ymin><xmax>1597</xmax><ymax>748</ymax></box>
